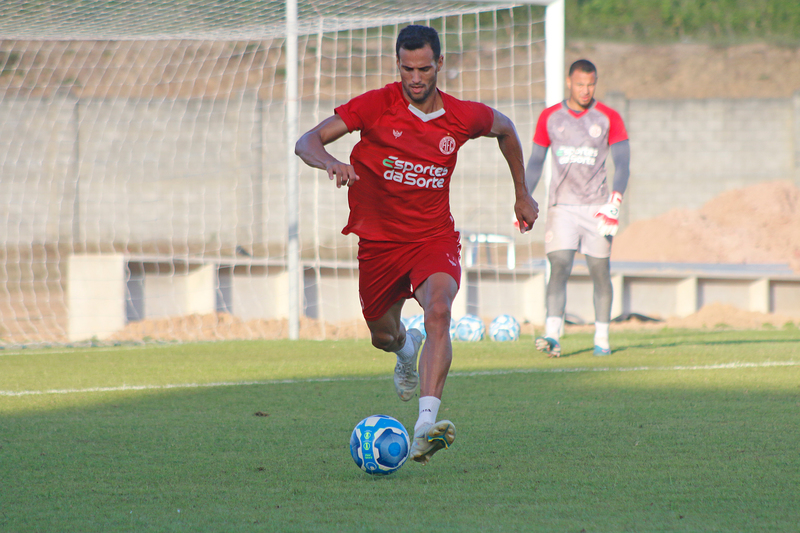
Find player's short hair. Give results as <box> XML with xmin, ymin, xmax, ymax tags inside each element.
<box><xmin>396</xmin><ymin>25</ymin><xmax>441</xmax><ymax>60</ymax></box>
<box><xmin>569</xmin><ymin>59</ymin><xmax>597</xmax><ymax>76</ymax></box>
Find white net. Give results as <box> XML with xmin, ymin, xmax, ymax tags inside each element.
<box><xmin>0</xmin><ymin>0</ymin><xmax>548</xmax><ymax>345</ymax></box>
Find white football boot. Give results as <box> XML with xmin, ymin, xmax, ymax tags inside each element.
<box><xmin>409</xmin><ymin>420</ymin><xmax>456</xmax><ymax>465</ymax></box>
<box><xmin>394</xmin><ymin>328</ymin><xmax>422</xmax><ymax>401</ymax></box>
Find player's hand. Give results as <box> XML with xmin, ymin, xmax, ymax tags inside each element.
<box><xmin>325</xmin><ymin>160</ymin><xmax>360</xmax><ymax>188</ymax></box>
<box><xmin>594</xmin><ymin>191</ymin><xmax>623</xmax><ymax>236</ymax></box>
<box><xmin>514</xmin><ymin>195</ymin><xmax>539</xmax><ymax>234</ymax></box>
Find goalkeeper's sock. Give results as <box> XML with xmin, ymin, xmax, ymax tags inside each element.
<box><xmin>394</xmin><ymin>330</ymin><xmax>417</xmax><ymax>362</ymax></box>
<box><xmin>594</xmin><ymin>322</ymin><xmax>610</xmax><ymax>349</ymax></box>
<box><xmin>545</xmin><ymin>316</ymin><xmax>563</xmax><ymax>341</ymax></box>
<box><xmin>415</xmin><ymin>396</ymin><xmax>441</xmax><ymax>433</ymax></box>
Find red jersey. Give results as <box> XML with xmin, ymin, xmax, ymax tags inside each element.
<box><xmin>335</xmin><ymin>82</ymin><xmax>494</xmax><ymax>242</ymax></box>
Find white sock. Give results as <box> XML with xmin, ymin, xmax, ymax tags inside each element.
<box><xmin>595</xmin><ymin>322</ymin><xmax>610</xmax><ymax>349</ymax></box>
<box><xmin>545</xmin><ymin>316</ymin><xmax>563</xmax><ymax>341</ymax></box>
<box><xmin>414</xmin><ymin>396</ymin><xmax>441</xmax><ymax>433</ymax></box>
<box><xmin>394</xmin><ymin>331</ymin><xmax>416</xmax><ymax>361</ymax></box>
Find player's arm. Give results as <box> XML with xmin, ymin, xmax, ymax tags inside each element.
<box><xmin>295</xmin><ymin>114</ymin><xmax>360</xmax><ymax>188</ymax></box>
<box><xmin>485</xmin><ymin>108</ymin><xmax>539</xmax><ymax>233</ymax></box>
<box><xmin>525</xmin><ymin>143</ymin><xmax>548</xmax><ymax>194</ymax></box>
<box><xmin>595</xmin><ymin>139</ymin><xmax>631</xmax><ymax>236</ymax></box>
<box><xmin>610</xmin><ymin>139</ymin><xmax>630</xmax><ymax>194</ymax></box>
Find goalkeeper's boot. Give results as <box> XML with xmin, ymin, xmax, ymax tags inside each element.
<box><xmin>594</xmin><ymin>345</ymin><xmax>612</xmax><ymax>356</ymax></box>
<box><xmin>409</xmin><ymin>420</ymin><xmax>456</xmax><ymax>465</ymax></box>
<box><xmin>394</xmin><ymin>328</ymin><xmax>422</xmax><ymax>401</ymax></box>
<box><xmin>535</xmin><ymin>336</ymin><xmax>561</xmax><ymax>357</ymax></box>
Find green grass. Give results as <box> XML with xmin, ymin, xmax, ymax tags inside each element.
<box><xmin>2</xmin><ymin>329</ymin><xmax>800</xmax><ymax>532</ymax></box>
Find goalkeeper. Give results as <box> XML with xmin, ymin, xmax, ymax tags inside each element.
<box><xmin>526</xmin><ymin>59</ymin><xmax>630</xmax><ymax>357</ymax></box>
<box><xmin>296</xmin><ymin>25</ymin><xmax>538</xmax><ymax>465</ymax></box>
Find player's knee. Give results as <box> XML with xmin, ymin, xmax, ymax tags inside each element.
<box><xmin>423</xmin><ymin>300</ymin><xmax>451</xmax><ymax>331</ymax></box>
<box><xmin>370</xmin><ymin>329</ymin><xmax>398</xmax><ymax>352</ymax></box>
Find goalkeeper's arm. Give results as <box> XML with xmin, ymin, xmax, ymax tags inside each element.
<box><xmin>524</xmin><ymin>143</ymin><xmax>548</xmax><ymax>195</ymax></box>
<box><xmin>610</xmin><ymin>139</ymin><xmax>630</xmax><ymax>195</ymax></box>
<box><xmin>595</xmin><ymin>140</ymin><xmax>632</xmax><ymax>236</ymax></box>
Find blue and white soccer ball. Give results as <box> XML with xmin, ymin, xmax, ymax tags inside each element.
<box><xmin>405</xmin><ymin>314</ymin><xmax>426</xmax><ymax>338</ymax></box>
<box><xmin>489</xmin><ymin>314</ymin><xmax>521</xmax><ymax>342</ymax></box>
<box><xmin>405</xmin><ymin>314</ymin><xmax>456</xmax><ymax>340</ymax></box>
<box><xmin>454</xmin><ymin>314</ymin><xmax>485</xmax><ymax>342</ymax></box>
<box><xmin>350</xmin><ymin>414</ymin><xmax>410</xmax><ymax>475</ymax></box>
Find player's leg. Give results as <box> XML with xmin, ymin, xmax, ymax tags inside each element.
<box><xmin>537</xmin><ymin>206</ymin><xmax>580</xmax><ymax>357</ymax></box>
<box><xmin>358</xmin><ymin>239</ymin><xmax>423</xmax><ymax>400</ymax></box>
<box><xmin>365</xmin><ymin>298</ymin><xmax>404</xmax><ymax>351</ymax></box>
<box><xmin>414</xmin><ymin>272</ymin><xmax>457</xmax><ymax>399</ymax></box>
<box><xmin>586</xmin><ymin>254</ymin><xmax>613</xmax><ymax>356</ymax></box>
<box><xmin>580</xmin><ymin>204</ymin><xmax>615</xmax><ymax>356</ymax></box>
<box><xmin>408</xmin><ymin>271</ymin><xmax>457</xmax><ymax>465</ymax></box>
<box><xmin>365</xmin><ymin>299</ymin><xmax>424</xmax><ymax>401</ymax></box>
<box><xmin>536</xmin><ymin>249</ymin><xmax>575</xmax><ymax>357</ymax></box>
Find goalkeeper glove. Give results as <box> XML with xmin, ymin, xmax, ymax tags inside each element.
<box><xmin>594</xmin><ymin>191</ymin><xmax>623</xmax><ymax>236</ymax></box>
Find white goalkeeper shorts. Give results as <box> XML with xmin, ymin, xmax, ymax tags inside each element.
<box><xmin>543</xmin><ymin>204</ymin><xmax>613</xmax><ymax>258</ymax></box>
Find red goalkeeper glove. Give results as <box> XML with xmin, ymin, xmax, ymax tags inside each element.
<box><xmin>594</xmin><ymin>191</ymin><xmax>623</xmax><ymax>236</ymax></box>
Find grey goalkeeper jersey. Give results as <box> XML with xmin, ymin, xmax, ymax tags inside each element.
<box><xmin>533</xmin><ymin>100</ymin><xmax>628</xmax><ymax>206</ymax></box>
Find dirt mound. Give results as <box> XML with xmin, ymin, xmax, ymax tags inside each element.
<box><xmin>664</xmin><ymin>302</ymin><xmax>796</xmax><ymax>330</ymax></box>
<box><xmin>561</xmin><ymin>302</ymin><xmax>796</xmax><ymax>333</ymax></box>
<box><xmin>105</xmin><ymin>302</ymin><xmax>796</xmax><ymax>344</ymax></box>
<box><xmin>108</xmin><ymin>313</ymin><xmax>370</xmax><ymax>342</ymax></box>
<box><xmin>612</xmin><ymin>180</ymin><xmax>800</xmax><ymax>271</ymax></box>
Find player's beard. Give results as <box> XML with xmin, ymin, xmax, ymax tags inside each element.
<box><xmin>403</xmin><ymin>80</ymin><xmax>436</xmax><ymax>105</ymax></box>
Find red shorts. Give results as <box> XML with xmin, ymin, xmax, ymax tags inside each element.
<box><xmin>357</xmin><ymin>234</ymin><xmax>462</xmax><ymax>322</ymax></box>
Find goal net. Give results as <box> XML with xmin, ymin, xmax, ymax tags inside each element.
<box><xmin>0</xmin><ymin>0</ymin><xmax>559</xmax><ymax>345</ymax></box>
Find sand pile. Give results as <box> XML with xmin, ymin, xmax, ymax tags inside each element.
<box><xmin>106</xmin><ymin>303</ymin><xmax>796</xmax><ymax>343</ymax></box>
<box><xmin>612</xmin><ymin>180</ymin><xmax>800</xmax><ymax>271</ymax></box>
<box><xmin>108</xmin><ymin>313</ymin><xmax>371</xmax><ymax>343</ymax></box>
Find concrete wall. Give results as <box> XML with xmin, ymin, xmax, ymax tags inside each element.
<box><xmin>2</xmin><ymin>93</ymin><xmax>799</xmax><ymax>253</ymax></box>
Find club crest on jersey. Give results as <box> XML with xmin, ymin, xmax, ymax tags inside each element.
<box><xmin>393</xmin><ymin>129</ymin><xmax>402</xmax><ymax>138</ymax></box>
<box><xmin>589</xmin><ymin>124</ymin><xmax>602</xmax><ymax>138</ymax></box>
<box><xmin>439</xmin><ymin>136</ymin><xmax>456</xmax><ymax>155</ymax></box>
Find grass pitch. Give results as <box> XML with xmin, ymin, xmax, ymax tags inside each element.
<box><xmin>1</xmin><ymin>329</ymin><xmax>799</xmax><ymax>532</ymax></box>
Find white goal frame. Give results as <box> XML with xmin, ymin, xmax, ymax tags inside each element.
<box><xmin>0</xmin><ymin>0</ymin><xmax>565</xmax><ymax>343</ymax></box>
<box><xmin>283</xmin><ymin>0</ymin><xmax>565</xmax><ymax>338</ymax></box>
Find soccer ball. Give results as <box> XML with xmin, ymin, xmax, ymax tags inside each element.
<box><xmin>489</xmin><ymin>314</ymin><xmax>521</xmax><ymax>341</ymax></box>
<box><xmin>405</xmin><ymin>314</ymin><xmax>456</xmax><ymax>340</ymax></box>
<box><xmin>405</xmin><ymin>314</ymin><xmax>426</xmax><ymax>338</ymax></box>
<box><xmin>454</xmin><ymin>314</ymin><xmax>485</xmax><ymax>342</ymax></box>
<box><xmin>350</xmin><ymin>414</ymin><xmax>410</xmax><ymax>475</ymax></box>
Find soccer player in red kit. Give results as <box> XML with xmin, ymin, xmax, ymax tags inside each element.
<box><xmin>295</xmin><ymin>25</ymin><xmax>538</xmax><ymax>465</ymax></box>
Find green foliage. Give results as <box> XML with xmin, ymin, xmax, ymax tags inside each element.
<box><xmin>567</xmin><ymin>0</ymin><xmax>800</xmax><ymax>43</ymax></box>
<box><xmin>1</xmin><ymin>330</ymin><xmax>800</xmax><ymax>532</ymax></box>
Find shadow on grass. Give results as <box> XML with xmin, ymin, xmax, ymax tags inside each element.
<box><xmin>3</xmin><ymin>366</ymin><xmax>800</xmax><ymax>532</ymax></box>
<box><xmin>560</xmin><ymin>333</ymin><xmax>800</xmax><ymax>358</ymax></box>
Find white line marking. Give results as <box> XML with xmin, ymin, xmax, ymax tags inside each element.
<box><xmin>2</xmin><ymin>360</ymin><xmax>798</xmax><ymax>397</ymax></box>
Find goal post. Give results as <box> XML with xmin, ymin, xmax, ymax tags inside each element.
<box><xmin>281</xmin><ymin>0</ymin><xmax>565</xmax><ymax>339</ymax></box>
<box><xmin>0</xmin><ymin>0</ymin><xmax>564</xmax><ymax>344</ymax></box>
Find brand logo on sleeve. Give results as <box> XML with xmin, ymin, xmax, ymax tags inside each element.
<box><xmin>439</xmin><ymin>136</ymin><xmax>456</xmax><ymax>155</ymax></box>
